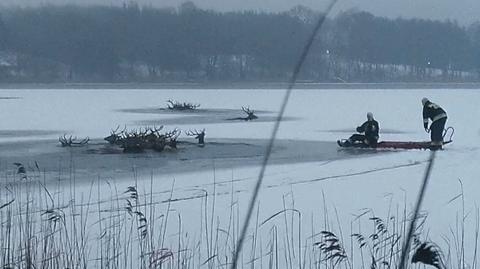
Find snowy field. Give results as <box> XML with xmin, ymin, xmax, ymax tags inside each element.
<box><xmin>0</xmin><ymin>88</ymin><xmax>478</xmax><ymax>268</ymax></box>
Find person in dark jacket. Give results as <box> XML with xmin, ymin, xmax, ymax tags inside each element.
<box><xmin>338</xmin><ymin>112</ymin><xmax>379</xmax><ymax>147</ymax></box>
<box><xmin>422</xmin><ymin>97</ymin><xmax>447</xmax><ymax>149</ymax></box>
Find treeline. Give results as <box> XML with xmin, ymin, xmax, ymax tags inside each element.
<box><xmin>0</xmin><ymin>2</ymin><xmax>479</xmax><ymax>83</ymax></box>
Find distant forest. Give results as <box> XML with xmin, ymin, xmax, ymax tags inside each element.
<box><xmin>1</xmin><ymin>2</ymin><xmax>480</xmax><ymax>83</ymax></box>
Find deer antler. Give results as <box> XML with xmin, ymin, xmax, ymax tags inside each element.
<box><xmin>111</xmin><ymin>125</ymin><xmax>120</xmax><ymax>135</ymax></box>
<box><xmin>59</xmin><ymin>134</ymin><xmax>72</xmax><ymax>146</ymax></box>
<box><xmin>149</xmin><ymin>125</ymin><xmax>164</xmax><ymax>136</ymax></box>
<box><xmin>59</xmin><ymin>134</ymin><xmax>89</xmax><ymax>147</ymax></box>
<box><xmin>241</xmin><ymin>106</ymin><xmax>258</xmax><ymax>120</ymax></box>
<box><xmin>166</xmin><ymin>99</ymin><xmax>176</xmax><ymax>109</ymax></box>
<box><xmin>76</xmin><ymin>137</ymin><xmax>90</xmax><ymax>145</ymax></box>
<box><xmin>186</xmin><ymin>129</ymin><xmax>205</xmax><ymax>145</ymax></box>
<box><xmin>242</xmin><ymin>106</ymin><xmax>254</xmax><ymax>114</ymax></box>
<box><xmin>186</xmin><ymin>129</ymin><xmax>205</xmax><ymax>137</ymax></box>
<box><xmin>167</xmin><ymin>99</ymin><xmax>200</xmax><ymax>110</ymax></box>
<box><xmin>184</xmin><ymin>102</ymin><xmax>200</xmax><ymax>109</ymax></box>
<box><xmin>165</xmin><ymin>129</ymin><xmax>181</xmax><ymax>140</ymax></box>
<box><xmin>137</xmin><ymin>127</ymin><xmax>148</xmax><ymax>138</ymax></box>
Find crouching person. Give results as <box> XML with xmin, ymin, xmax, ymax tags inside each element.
<box><xmin>338</xmin><ymin>112</ymin><xmax>379</xmax><ymax>147</ymax></box>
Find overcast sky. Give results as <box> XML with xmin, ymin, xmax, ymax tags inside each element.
<box><xmin>2</xmin><ymin>0</ymin><xmax>479</xmax><ymax>25</ymax></box>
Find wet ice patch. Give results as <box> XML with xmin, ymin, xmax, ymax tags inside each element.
<box><xmin>137</xmin><ymin>115</ymin><xmax>299</xmax><ymax>125</ymax></box>
<box><xmin>0</xmin><ymin>138</ymin><xmax>391</xmax><ymax>183</ymax></box>
<box><xmin>321</xmin><ymin>128</ymin><xmax>411</xmax><ymax>134</ymax></box>
<box><xmin>118</xmin><ymin>106</ymin><xmax>298</xmax><ymax>125</ymax></box>
<box><xmin>117</xmin><ymin>107</ymin><xmax>242</xmax><ymax>115</ymax></box>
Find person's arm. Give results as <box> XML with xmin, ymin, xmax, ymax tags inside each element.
<box><xmin>356</xmin><ymin>122</ymin><xmax>367</xmax><ymax>133</ymax></box>
<box><xmin>422</xmin><ymin>106</ymin><xmax>429</xmax><ymax>130</ymax></box>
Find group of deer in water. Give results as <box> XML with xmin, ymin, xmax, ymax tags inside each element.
<box><xmin>58</xmin><ymin>101</ymin><xmax>258</xmax><ymax>153</ymax></box>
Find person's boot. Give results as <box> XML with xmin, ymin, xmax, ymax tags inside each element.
<box><xmin>430</xmin><ymin>141</ymin><xmax>443</xmax><ymax>151</ymax></box>
<box><xmin>337</xmin><ymin>139</ymin><xmax>351</xmax><ymax>147</ymax></box>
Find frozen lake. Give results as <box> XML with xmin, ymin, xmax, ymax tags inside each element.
<box><xmin>0</xmin><ymin>88</ymin><xmax>479</xmax><ymax>268</ymax></box>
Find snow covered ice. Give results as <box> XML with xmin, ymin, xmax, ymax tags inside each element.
<box><xmin>0</xmin><ymin>88</ymin><xmax>478</xmax><ymax>268</ymax></box>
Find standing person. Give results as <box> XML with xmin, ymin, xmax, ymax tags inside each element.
<box><xmin>422</xmin><ymin>97</ymin><xmax>447</xmax><ymax>150</ymax></box>
<box><xmin>338</xmin><ymin>112</ymin><xmax>379</xmax><ymax>147</ymax></box>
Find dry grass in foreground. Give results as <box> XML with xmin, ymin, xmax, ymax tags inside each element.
<box><xmin>0</xmin><ymin>164</ymin><xmax>476</xmax><ymax>269</ymax></box>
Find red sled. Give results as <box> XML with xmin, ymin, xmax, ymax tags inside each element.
<box><xmin>337</xmin><ymin>127</ymin><xmax>454</xmax><ymax>150</ymax></box>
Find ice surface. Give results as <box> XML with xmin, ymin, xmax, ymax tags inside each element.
<box><xmin>0</xmin><ymin>88</ymin><xmax>479</xmax><ymax>266</ymax></box>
